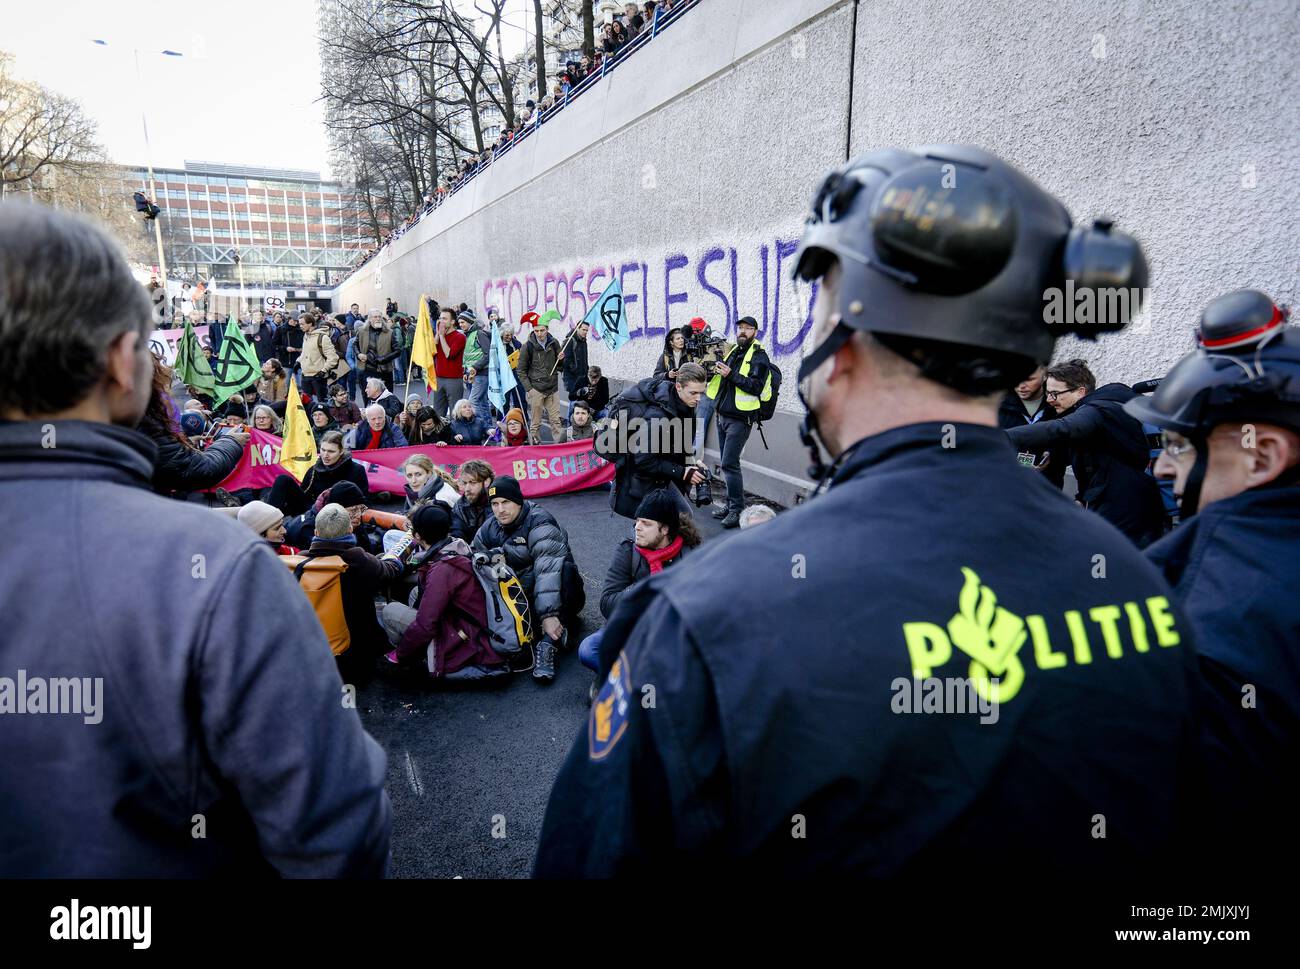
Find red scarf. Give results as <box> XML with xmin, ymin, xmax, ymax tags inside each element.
<box><xmin>506</xmin><ymin>427</ymin><xmax>529</xmax><ymax>446</ymax></box>
<box><xmin>636</xmin><ymin>535</ymin><xmax>683</xmax><ymax>574</ymax></box>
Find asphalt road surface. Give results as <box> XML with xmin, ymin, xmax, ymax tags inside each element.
<box><xmin>359</xmin><ymin>484</ymin><xmax>730</xmax><ymax>879</ymax></box>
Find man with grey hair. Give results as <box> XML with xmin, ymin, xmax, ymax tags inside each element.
<box><xmin>738</xmin><ymin>504</ymin><xmax>776</xmax><ymax>529</ymax></box>
<box><xmin>364</xmin><ymin>375</ymin><xmax>403</xmax><ymax>421</ymax></box>
<box><xmin>305</xmin><ymin>503</ymin><xmax>412</xmax><ymax>663</ymax></box>
<box><xmin>350</xmin><ymin>403</ymin><xmax>408</xmax><ymax>450</ymax></box>
<box><xmin>0</xmin><ymin>202</ymin><xmax>391</xmax><ymax>877</ymax></box>
<box><xmin>356</xmin><ymin>307</ymin><xmax>401</xmax><ymax>394</ymax></box>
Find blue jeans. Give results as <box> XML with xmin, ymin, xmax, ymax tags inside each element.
<box><xmin>693</xmin><ymin>394</ymin><xmax>716</xmax><ymax>454</ymax></box>
<box><xmin>716</xmin><ymin>413</ymin><xmax>753</xmax><ymax>514</ymax></box>
<box><xmin>465</xmin><ymin>372</ymin><xmax>489</xmax><ymax>417</ymax></box>
<box><xmin>579</xmin><ymin>629</ymin><xmax>604</xmax><ymax>671</ymax></box>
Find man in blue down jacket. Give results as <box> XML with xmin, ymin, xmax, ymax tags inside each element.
<box><xmin>0</xmin><ymin>202</ymin><xmax>391</xmax><ymax>878</ymax></box>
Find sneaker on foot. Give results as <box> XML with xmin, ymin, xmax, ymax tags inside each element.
<box><xmin>533</xmin><ymin>638</ymin><xmax>557</xmax><ymax>682</ymax></box>
<box><xmin>711</xmin><ymin>506</ymin><xmax>729</xmax><ymax>519</ymax></box>
<box><xmin>721</xmin><ymin>511</ymin><xmax>741</xmax><ymax>529</ymax></box>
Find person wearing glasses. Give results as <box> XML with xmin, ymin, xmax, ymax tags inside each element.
<box><xmin>1006</xmin><ymin>358</ymin><xmax>1167</xmax><ymax>547</ymax></box>
<box><xmin>997</xmin><ymin>364</ymin><xmax>1066</xmax><ymax>487</ymax></box>
<box><xmin>1126</xmin><ymin>288</ymin><xmax>1299</xmax><ymax>877</ymax></box>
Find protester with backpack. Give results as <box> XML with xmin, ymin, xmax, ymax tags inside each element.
<box><xmin>470</xmin><ymin>475</ymin><xmax>584</xmax><ymax>683</ymax></box>
<box><xmin>601</xmin><ymin>362</ymin><xmax>709</xmax><ymax>520</ymax></box>
<box><xmin>706</xmin><ymin>315</ymin><xmax>774</xmax><ymax>529</ymax></box>
<box><xmin>380</xmin><ymin>502</ymin><xmax>508</xmax><ymax>681</ymax></box>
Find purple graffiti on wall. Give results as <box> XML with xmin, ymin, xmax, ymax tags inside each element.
<box><xmin>481</xmin><ymin>238</ymin><xmax>820</xmax><ymax>358</ymax></box>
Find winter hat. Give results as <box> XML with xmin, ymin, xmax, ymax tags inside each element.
<box><xmin>309</xmin><ymin>402</ymin><xmax>331</xmax><ymax>419</ymax></box>
<box><xmin>179</xmin><ymin>412</ymin><xmax>206</xmax><ymax>436</ymax></box>
<box><xmin>457</xmin><ymin>308</ymin><xmax>477</xmax><ymax>325</ymax></box>
<box><xmin>328</xmin><ymin>481</ymin><xmax>367</xmax><ymax>508</ymax></box>
<box><xmin>410</xmin><ymin>501</ymin><xmax>453</xmax><ymax>545</ymax></box>
<box><xmin>504</xmin><ymin>407</ymin><xmax>525</xmax><ymax>426</ymax></box>
<box><xmin>237</xmin><ymin>500</ymin><xmax>284</xmax><ymax>538</ymax></box>
<box><xmin>487</xmin><ymin>475</ymin><xmax>524</xmax><ymax>506</ymax></box>
<box><xmin>635</xmin><ymin>489</ymin><xmax>681</xmax><ymax>531</ymax></box>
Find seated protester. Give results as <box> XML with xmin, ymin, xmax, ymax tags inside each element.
<box><xmin>235</xmin><ymin>384</ymin><xmax>268</xmax><ymax>416</ymax></box>
<box><xmin>351</xmin><ymin>403</ymin><xmax>408</xmax><ymax>450</ymax></box>
<box><xmin>250</xmin><ymin>404</ymin><xmax>282</xmax><ymax>436</ymax></box>
<box><xmin>237</xmin><ymin>499</ymin><xmax>300</xmax><ymax>556</ymax></box>
<box><xmin>501</xmin><ymin>407</ymin><xmax>528</xmax><ymax>447</ymax></box>
<box><xmin>451</xmin><ymin>459</ymin><xmax>495</xmax><ymax>542</ymax></box>
<box><xmin>380</xmin><ymin>502</ymin><xmax>507</xmax><ymax>680</ymax></box>
<box><xmin>471</xmin><ymin>475</ymin><xmax>584</xmax><ymax>683</ymax></box>
<box><xmin>449</xmin><ymin>398</ymin><xmax>491</xmax><ymax>445</ymax></box>
<box><xmin>408</xmin><ymin>406</ymin><xmax>454</xmax><ymax>447</ymax></box>
<box><xmin>257</xmin><ymin>359</ymin><xmax>289</xmax><ymax>407</ymax></box>
<box><xmin>214</xmin><ymin>396</ymin><xmax>251</xmax><ymax>425</ymax></box>
<box><xmin>565</xmin><ymin>400</ymin><xmax>596</xmax><ymax>441</ymax></box>
<box><xmin>363</xmin><ymin>376</ymin><xmax>404</xmax><ymax>421</ymax></box>
<box><xmin>402</xmin><ymin>454</ymin><xmax>460</xmax><ymax>515</ymax></box>
<box><xmin>580</xmin><ymin>489</ymin><xmax>700</xmax><ymax>677</ymax></box>
<box><xmin>308</xmin><ymin>402</ymin><xmax>338</xmax><ymax>444</ymax></box>
<box><xmin>137</xmin><ymin>357</ymin><xmax>245</xmax><ymax>497</ymax></box>
<box><xmin>397</xmin><ymin>394</ymin><xmax>425</xmax><ymax>441</ymax></box>
<box><xmin>266</xmin><ymin>429</ymin><xmax>369</xmax><ymax>521</ymax></box>
<box><xmin>327</xmin><ymin>382</ymin><xmax>363</xmax><ymax>430</ymax></box>
<box><xmin>303</xmin><ymin>503</ymin><xmax>409</xmax><ymax>672</ymax></box>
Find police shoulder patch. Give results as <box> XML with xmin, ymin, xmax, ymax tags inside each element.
<box><xmin>588</xmin><ymin>651</ymin><xmax>633</xmax><ymax>761</ymax></box>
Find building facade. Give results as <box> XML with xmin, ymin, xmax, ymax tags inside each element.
<box><xmin>122</xmin><ymin>160</ymin><xmax>366</xmax><ymax>288</ymax></box>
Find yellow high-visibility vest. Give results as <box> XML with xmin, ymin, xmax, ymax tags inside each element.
<box><xmin>707</xmin><ymin>339</ymin><xmax>772</xmax><ymax>411</ymax></box>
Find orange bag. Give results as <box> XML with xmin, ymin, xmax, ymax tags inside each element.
<box><xmin>283</xmin><ymin>555</ymin><xmax>351</xmax><ymax>656</ymax></box>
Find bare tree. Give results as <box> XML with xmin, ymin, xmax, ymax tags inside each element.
<box><xmin>532</xmin><ymin>0</ymin><xmax>546</xmax><ymax>103</ymax></box>
<box><xmin>0</xmin><ymin>52</ymin><xmax>101</xmax><ymax>200</ymax></box>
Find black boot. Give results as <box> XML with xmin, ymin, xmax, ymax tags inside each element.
<box><xmin>711</xmin><ymin>505</ymin><xmax>729</xmax><ymax>519</ymax></box>
<box><xmin>532</xmin><ymin>638</ymin><xmax>557</xmax><ymax>682</ymax></box>
<box><xmin>720</xmin><ymin>511</ymin><xmax>741</xmax><ymax>529</ymax></box>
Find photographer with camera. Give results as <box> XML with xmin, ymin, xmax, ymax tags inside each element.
<box><xmin>706</xmin><ymin>315</ymin><xmax>772</xmax><ymax>528</ymax></box>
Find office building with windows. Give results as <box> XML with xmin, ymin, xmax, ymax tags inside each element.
<box><xmin>122</xmin><ymin>160</ymin><xmax>366</xmax><ymax>288</ymax></box>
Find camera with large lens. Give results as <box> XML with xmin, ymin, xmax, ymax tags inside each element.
<box><xmin>692</xmin><ymin>467</ymin><xmax>714</xmax><ymax>507</ymax></box>
<box><xmin>684</xmin><ymin>324</ymin><xmax>728</xmax><ymax>374</ymax></box>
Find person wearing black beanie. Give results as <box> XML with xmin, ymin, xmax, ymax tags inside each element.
<box><xmin>410</xmin><ymin>501</ymin><xmax>453</xmax><ymax>546</ymax></box>
<box><xmin>486</xmin><ymin>474</ymin><xmax>524</xmax><ymax>508</ymax></box>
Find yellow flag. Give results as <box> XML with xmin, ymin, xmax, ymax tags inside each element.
<box><xmin>410</xmin><ymin>294</ymin><xmax>436</xmax><ymax>391</ymax></box>
<box><xmin>279</xmin><ymin>376</ymin><xmax>318</xmax><ymax>481</ymax></box>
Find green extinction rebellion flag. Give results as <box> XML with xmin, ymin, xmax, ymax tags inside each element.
<box><xmin>174</xmin><ymin>320</ymin><xmax>214</xmax><ymax>398</ymax></box>
<box><xmin>211</xmin><ymin>316</ymin><xmax>262</xmax><ymax>406</ymax></box>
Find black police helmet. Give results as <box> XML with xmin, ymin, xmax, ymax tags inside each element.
<box><xmin>793</xmin><ymin>145</ymin><xmax>1149</xmax><ymax>375</ymax></box>
<box><xmin>1125</xmin><ymin>290</ymin><xmax>1299</xmax><ymax>436</ymax></box>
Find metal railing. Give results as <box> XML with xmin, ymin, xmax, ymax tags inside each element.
<box><xmin>343</xmin><ymin>0</ymin><xmax>703</xmax><ymax>279</ymax></box>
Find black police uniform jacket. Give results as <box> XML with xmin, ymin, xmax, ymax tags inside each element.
<box><xmin>534</xmin><ymin>423</ymin><xmax>1198</xmax><ymax>878</ymax></box>
<box><xmin>1006</xmin><ymin>383</ymin><xmax>1166</xmax><ymax>547</ymax></box>
<box><xmin>1145</xmin><ymin>479</ymin><xmax>1300</xmax><ymax>870</ymax></box>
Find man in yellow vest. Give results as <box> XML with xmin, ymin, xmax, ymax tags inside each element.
<box><xmin>705</xmin><ymin>315</ymin><xmax>772</xmax><ymax>528</ymax></box>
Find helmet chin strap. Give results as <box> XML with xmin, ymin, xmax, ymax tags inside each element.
<box><xmin>1178</xmin><ymin>436</ymin><xmax>1209</xmax><ymax>519</ymax></box>
<box><xmin>797</xmin><ymin>321</ymin><xmax>856</xmax><ymax>492</ymax></box>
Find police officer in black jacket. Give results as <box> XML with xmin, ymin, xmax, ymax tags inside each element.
<box><xmin>1127</xmin><ymin>289</ymin><xmax>1300</xmax><ymax>876</ymax></box>
<box><xmin>535</xmin><ymin>145</ymin><xmax>1198</xmax><ymax>879</ymax></box>
<box><xmin>706</xmin><ymin>316</ymin><xmax>772</xmax><ymax>528</ymax></box>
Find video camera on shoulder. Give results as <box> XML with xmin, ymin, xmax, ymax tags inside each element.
<box><xmin>684</xmin><ymin>322</ymin><xmax>728</xmax><ymax>373</ymax></box>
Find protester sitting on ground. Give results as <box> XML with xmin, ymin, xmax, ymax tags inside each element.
<box><xmin>0</xmin><ymin>201</ymin><xmax>390</xmax><ymax>876</ymax></box>
<box><xmin>450</xmin><ymin>459</ymin><xmax>496</xmax><ymax>542</ymax></box>
<box><xmin>580</xmin><ymin>488</ymin><xmax>700</xmax><ymax>677</ymax></box>
<box><xmin>251</xmin><ymin>404</ymin><xmax>282</xmax><ymax>436</ymax></box>
<box><xmin>350</xmin><ymin>403</ymin><xmax>408</xmax><ymax>450</ymax></box>
<box><xmin>565</xmin><ymin>400</ymin><xmax>596</xmax><ymax>441</ymax></box>
<box><xmin>309</xmin><ymin>402</ymin><xmax>338</xmax><ymax>443</ymax></box>
<box><xmin>237</xmin><ymin>499</ymin><xmax>300</xmax><ymax>555</ymax></box>
<box><xmin>739</xmin><ymin>504</ymin><xmax>777</xmax><ymax>529</ymax></box>
<box><xmin>364</xmin><ymin>376</ymin><xmax>403</xmax><ymax>421</ymax></box>
<box><xmin>397</xmin><ymin>394</ymin><xmax>424</xmax><ymax>441</ymax></box>
<box><xmin>449</xmin><ymin>398</ymin><xmax>491</xmax><ymax>445</ymax></box>
<box><xmin>402</xmin><ymin>454</ymin><xmax>461</xmax><ymax>515</ymax></box>
<box><xmin>407</xmin><ymin>406</ymin><xmax>454</xmax><ymax>447</ymax></box>
<box><xmin>257</xmin><ymin>358</ymin><xmax>289</xmax><ymax>407</ymax></box>
<box><xmin>138</xmin><ymin>357</ymin><xmax>246</xmax><ymax>497</ymax></box>
<box><xmin>218</xmin><ymin>388</ymin><xmax>261</xmax><ymax>422</ymax></box>
<box><xmin>471</xmin><ymin>475</ymin><xmax>584</xmax><ymax>682</ymax></box>
<box><xmin>380</xmin><ymin>502</ymin><xmax>507</xmax><ymax>680</ymax></box>
<box><xmin>327</xmin><ymin>382</ymin><xmax>363</xmax><ymax>430</ymax></box>
<box><xmin>502</xmin><ymin>407</ymin><xmax>529</xmax><ymax>447</ymax></box>
<box><xmin>304</xmin><ymin>503</ymin><xmax>409</xmax><ymax>673</ymax></box>
<box><xmin>1005</xmin><ymin>358</ymin><xmax>1167</xmax><ymax>547</ymax></box>
<box><xmin>267</xmin><ymin>430</ymin><xmax>369</xmax><ymax>523</ymax></box>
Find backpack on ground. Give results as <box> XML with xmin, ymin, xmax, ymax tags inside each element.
<box><xmin>471</xmin><ymin>550</ymin><xmax>535</xmax><ymax>659</ymax></box>
<box><xmin>283</xmin><ymin>555</ymin><xmax>351</xmax><ymax>656</ymax></box>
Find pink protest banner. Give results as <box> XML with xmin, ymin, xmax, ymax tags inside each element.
<box><xmin>148</xmin><ymin>325</ymin><xmax>210</xmax><ymax>366</ymax></box>
<box><xmin>211</xmin><ymin>429</ymin><xmax>408</xmax><ymax>494</ymax></box>
<box><xmin>355</xmin><ymin>438</ymin><xmax>613</xmax><ymax>498</ymax></box>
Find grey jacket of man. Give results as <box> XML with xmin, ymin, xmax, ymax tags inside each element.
<box><xmin>0</xmin><ymin>420</ymin><xmax>392</xmax><ymax>877</ymax></box>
